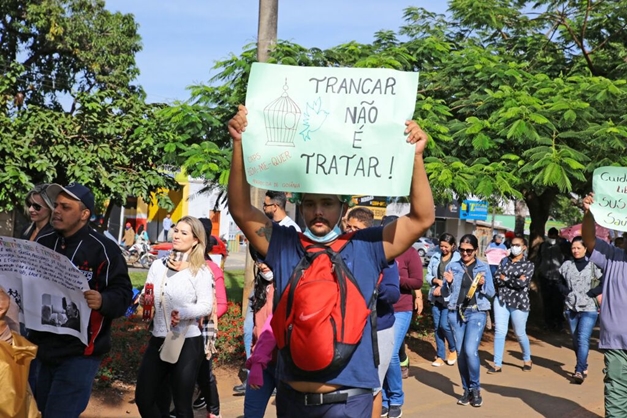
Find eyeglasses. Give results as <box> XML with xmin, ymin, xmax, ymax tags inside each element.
<box><xmin>459</xmin><ymin>248</ymin><xmax>475</xmax><ymax>254</ymax></box>
<box><xmin>262</xmin><ymin>203</ymin><xmax>276</xmax><ymax>209</ymax></box>
<box><xmin>27</xmin><ymin>202</ymin><xmax>43</xmax><ymax>211</ymax></box>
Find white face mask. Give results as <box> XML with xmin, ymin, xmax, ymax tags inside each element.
<box><xmin>547</xmin><ymin>238</ymin><xmax>556</xmax><ymax>245</ymax></box>
<box><xmin>260</xmin><ymin>270</ymin><xmax>274</xmax><ymax>282</ymax></box>
<box><xmin>510</xmin><ymin>246</ymin><xmax>523</xmax><ymax>256</ymax></box>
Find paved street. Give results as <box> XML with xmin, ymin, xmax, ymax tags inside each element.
<box><xmin>85</xmin><ymin>250</ymin><xmax>606</xmax><ymax>417</ymax></box>
<box><xmin>214</xmin><ymin>328</ymin><xmax>604</xmax><ymax>418</ymax></box>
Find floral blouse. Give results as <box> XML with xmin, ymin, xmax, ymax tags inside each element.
<box><xmin>494</xmin><ymin>256</ymin><xmax>535</xmax><ymax>311</ymax></box>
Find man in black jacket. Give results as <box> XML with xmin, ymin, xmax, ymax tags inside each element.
<box><xmin>32</xmin><ymin>182</ymin><xmax>132</xmax><ymax>418</ymax></box>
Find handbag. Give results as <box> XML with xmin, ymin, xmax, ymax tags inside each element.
<box><xmin>458</xmin><ymin>267</ymin><xmax>483</xmax><ymax>322</ymax></box>
<box><xmin>589</xmin><ymin>264</ymin><xmax>602</xmax><ymax>309</ymax></box>
<box><xmin>201</xmin><ymin>279</ymin><xmax>218</xmax><ymax>358</ymax></box>
<box><xmin>158</xmin><ymin>270</ymin><xmax>190</xmax><ymax>364</ymax></box>
<box><xmin>159</xmin><ymin>329</ymin><xmax>187</xmax><ymax>364</ymax></box>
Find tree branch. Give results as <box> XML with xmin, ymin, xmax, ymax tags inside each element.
<box><xmin>581</xmin><ymin>0</ymin><xmax>591</xmax><ymax>44</ymax></box>
<box><xmin>591</xmin><ymin>22</ymin><xmax>627</xmax><ymax>54</ymax></box>
<box><xmin>559</xmin><ymin>13</ymin><xmax>597</xmax><ymax>75</ymax></box>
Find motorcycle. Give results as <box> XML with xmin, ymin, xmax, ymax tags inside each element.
<box><xmin>124</xmin><ymin>239</ymin><xmax>151</xmax><ymax>267</ymax></box>
<box><xmin>139</xmin><ymin>246</ymin><xmax>158</xmax><ymax>269</ymax></box>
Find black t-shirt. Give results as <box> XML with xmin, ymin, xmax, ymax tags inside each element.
<box><xmin>457</xmin><ymin>260</ymin><xmax>478</xmax><ymax>306</ymax></box>
<box><xmin>436</xmin><ymin>257</ymin><xmax>453</xmax><ymax>304</ymax></box>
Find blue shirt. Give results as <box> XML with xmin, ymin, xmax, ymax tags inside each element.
<box><xmin>426</xmin><ymin>250</ymin><xmax>461</xmax><ymax>303</ymax></box>
<box><xmin>487</xmin><ymin>242</ymin><xmax>507</xmax><ymax>250</ymax></box>
<box><xmin>265</xmin><ymin>224</ymin><xmax>387</xmax><ymax>389</ymax></box>
<box><xmin>590</xmin><ymin>239</ymin><xmax>627</xmax><ymax>349</ymax></box>
<box><xmin>376</xmin><ymin>262</ymin><xmax>400</xmax><ymax>331</ymax></box>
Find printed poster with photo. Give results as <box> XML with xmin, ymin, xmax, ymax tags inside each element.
<box><xmin>0</xmin><ymin>237</ymin><xmax>91</xmax><ymax>345</ymax></box>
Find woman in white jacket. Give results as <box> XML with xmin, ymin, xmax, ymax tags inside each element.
<box><xmin>136</xmin><ymin>216</ymin><xmax>213</xmax><ymax>418</ymax></box>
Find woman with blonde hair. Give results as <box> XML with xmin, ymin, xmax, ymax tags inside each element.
<box><xmin>136</xmin><ymin>216</ymin><xmax>213</xmax><ymax>418</ymax></box>
<box><xmin>21</xmin><ymin>184</ymin><xmax>55</xmax><ymax>240</ymax></box>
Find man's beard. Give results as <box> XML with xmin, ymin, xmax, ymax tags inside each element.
<box><xmin>265</xmin><ymin>211</ymin><xmax>274</xmax><ymax>220</ymax></box>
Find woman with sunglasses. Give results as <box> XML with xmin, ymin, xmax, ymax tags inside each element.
<box><xmin>488</xmin><ymin>234</ymin><xmax>535</xmax><ymax>374</ymax></box>
<box><xmin>443</xmin><ymin>234</ymin><xmax>495</xmax><ymax>408</ymax></box>
<box><xmin>21</xmin><ymin>184</ymin><xmax>55</xmax><ymax>241</ymax></box>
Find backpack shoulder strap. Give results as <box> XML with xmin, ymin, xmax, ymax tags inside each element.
<box><xmin>328</xmin><ymin>232</ymin><xmax>356</xmax><ymax>253</ymax></box>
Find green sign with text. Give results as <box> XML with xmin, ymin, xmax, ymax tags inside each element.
<box><xmin>591</xmin><ymin>166</ymin><xmax>627</xmax><ymax>232</ymax></box>
<box><xmin>243</xmin><ymin>63</ymin><xmax>419</xmax><ymax>196</ymax></box>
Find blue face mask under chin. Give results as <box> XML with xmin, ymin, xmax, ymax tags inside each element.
<box><xmin>303</xmin><ymin>224</ymin><xmax>342</xmax><ymax>243</ymax></box>
<box><xmin>303</xmin><ymin>208</ymin><xmax>345</xmax><ymax>243</ymax></box>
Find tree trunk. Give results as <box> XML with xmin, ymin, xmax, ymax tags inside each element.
<box><xmin>97</xmin><ymin>202</ymin><xmax>115</xmax><ymax>233</ymax></box>
<box><xmin>524</xmin><ymin>188</ymin><xmax>557</xmax><ymax>326</ymax></box>
<box><xmin>525</xmin><ymin>189</ymin><xmax>556</xmax><ymax>250</ymax></box>
<box><xmin>242</xmin><ymin>0</ymin><xmax>279</xmax><ymax>316</ymax></box>
<box><xmin>514</xmin><ymin>199</ymin><xmax>526</xmax><ymax>235</ymax></box>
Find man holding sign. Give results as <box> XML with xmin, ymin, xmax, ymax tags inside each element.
<box><xmin>227</xmin><ymin>100</ymin><xmax>434</xmax><ymax>417</ymax></box>
<box><xmin>31</xmin><ymin>183</ymin><xmax>132</xmax><ymax>418</ymax></box>
<box><xmin>582</xmin><ymin>186</ymin><xmax>627</xmax><ymax>417</ymax></box>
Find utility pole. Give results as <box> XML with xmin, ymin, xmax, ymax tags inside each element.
<box><xmin>242</xmin><ymin>0</ymin><xmax>279</xmax><ymax>317</ymax></box>
<box><xmin>257</xmin><ymin>0</ymin><xmax>278</xmax><ymax>62</ymax></box>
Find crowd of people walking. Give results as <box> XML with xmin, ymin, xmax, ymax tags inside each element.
<box><xmin>2</xmin><ymin>106</ymin><xmax>626</xmax><ymax>418</ymax></box>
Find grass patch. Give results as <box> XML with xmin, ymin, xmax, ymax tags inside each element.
<box><xmin>129</xmin><ymin>271</ymin><xmax>147</xmax><ymax>289</ymax></box>
<box><xmin>224</xmin><ymin>269</ymin><xmax>245</xmax><ymax>302</ymax></box>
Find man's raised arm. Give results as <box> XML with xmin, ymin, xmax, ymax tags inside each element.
<box><xmin>383</xmin><ymin>120</ymin><xmax>435</xmax><ymax>261</ymax></box>
<box><xmin>227</xmin><ymin>105</ymin><xmax>273</xmax><ymax>257</ymax></box>
<box><xmin>582</xmin><ymin>193</ymin><xmax>596</xmax><ymax>253</ymax></box>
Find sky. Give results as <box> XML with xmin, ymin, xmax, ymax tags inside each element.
<box><xmin>104</xmin><ymin>0</ymin><xmax>449</xmax><ymax>103</ymax></box>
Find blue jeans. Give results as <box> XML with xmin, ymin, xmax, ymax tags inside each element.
<box><xmin>448</xmin><ymin>308</ymin><xmax>486</xmax><ymax>391</ymax></box>
<box><xmin>382</xmin><ymin>310</ymin><xmax>412</xmax><ymax>408</ymax></box>
<box><xmin>490</xmin><ymin>265</ymin><xmax>499</xmax><ymax>277</ymax></box>
<box><xmin>36</xmin><ymin>356</ymin><xmax>101</xmax><ymax>418</ymax></box>
<box><xmin>493</xmin><ymin>297</ymin><xmax>531</xmax><ymax>367</ymax></box>
<box><xmin>565</xmin><ymin>310</ymin><xmax>598</xmax><ymax>373</ymax></box>
<box><xmin>244</xmin><ymin>296</ymin><xmax>254</xmax><ymax>359</ymax></box>
<box><xmin>432</xmin><ymin>303</ymin><xmax>456</xmax><ymax>360</ymax></box>
<box><xmin>244</xmin><ymin>363</ymin><xmax>278</xmax><ymax>418</ymax></box>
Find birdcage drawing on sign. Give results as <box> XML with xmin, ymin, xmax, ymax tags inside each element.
<box><xmin>263</xmin><ymin>79</ymin><xmax>301</xmax><ymax>146</ymax></box>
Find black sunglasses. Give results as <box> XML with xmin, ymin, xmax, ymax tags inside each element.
<box><xmin>263</xmin><ymin>203</ymin><xmax>276</xmax><ymax>208</ymax></box>
<box><xmin>459</xmin><ymin>248</ymin><xmax>475</xmax><ymax>254</ymax></box>
<box><xmin>27</xmin><ymin>202</ymin><xmax>43</xmax><ymax>211</ymax></box>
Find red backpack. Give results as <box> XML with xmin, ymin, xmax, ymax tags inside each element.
<box><xmin>270</xmin><ymin>232</ymin><xmax>381</xmax><ymax>377</ymax></box>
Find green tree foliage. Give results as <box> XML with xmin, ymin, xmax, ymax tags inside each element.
<box><xmin>171</xmin><ymin>2</ymin><xmax>627</xmax><ymax>242</ymax></box>
<box><xmin>0</xmin><ymin>0</ymin><xmax>184</xmax><ymax>222</ymax></box>
<box><xmin>426</xmin><ymin>0</ymin><xmax>627</xmax><ymax>240</ymax></box>
<box><xmin>162</xmin><ymin>41</ymin><xmax>330</xmax><ymax>191</ymax></box>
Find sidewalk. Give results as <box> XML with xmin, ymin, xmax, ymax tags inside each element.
<box><xmin>217</xmin><ymin>329</ymin><xmax>605</xmax><ymax>418</ymax></box>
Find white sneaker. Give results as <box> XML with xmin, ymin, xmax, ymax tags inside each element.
<box><xmin>432</xmin><ymin>358</ymin><xmax>445</xmax><ymax>367</ymax></box>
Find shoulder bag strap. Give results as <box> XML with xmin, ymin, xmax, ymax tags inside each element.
<box><xmin>462</xmin><ymin>265</ymin><xmax>481</xmax><ymax>301</ymax></box>
<box><xmin>160</xmin><ymin>269</ymin><xmax>170</xmax><ymax>333</ymax></box>
<box><xmin>160</xmin><ymin>268</ymin><xmax>192</xmax><ymax>336</ymax></box>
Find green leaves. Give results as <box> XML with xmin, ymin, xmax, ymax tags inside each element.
<box><xmin>0</xmin><ymin>1</ymin><xmax>180</xmax><ymax>215</ymax></box>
